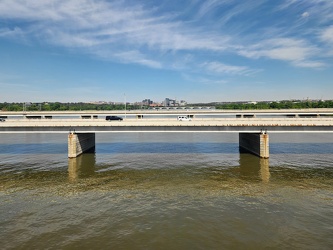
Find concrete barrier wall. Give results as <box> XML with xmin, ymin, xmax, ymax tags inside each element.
<box><xmin>239</xmin><ymin>133</ymin><xmax>269</xmax><ymax>158</ymax></box>
<box><xmin>68</xmin><ymin>133</ymin><xmax>95</xmax><ymax>158</ymax></box>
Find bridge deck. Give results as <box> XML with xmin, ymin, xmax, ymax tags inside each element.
<box><xmin>1</xmin><ymin>118</ymin><xmax>333</xmax><ymax>133</ymax></box>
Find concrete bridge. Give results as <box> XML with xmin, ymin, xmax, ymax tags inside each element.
<box><xmin>1</xmin><ymin>110</ymin><xmax>333</xmax><ymax>159</ymax></box>
<box><xmin>1</xmin><ymin>108</ymin><xmax>333</xmax><ymax>119</ymax></box>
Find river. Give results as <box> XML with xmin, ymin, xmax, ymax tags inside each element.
<box><xmin>0</xmin><ymin>133</ymin><xmax>333</xmax><ymax>249</ymax></box>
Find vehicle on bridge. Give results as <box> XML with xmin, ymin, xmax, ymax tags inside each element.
<box><xmin>0</xmin><ymin>118</ymin><xmax>5</xmax><ymax>122</ymax></box>
<box><xmin>177</xmin><ymin>116</ymin><xmax>192</xmax><ymax>121</ymax></box>
<box><xmin>106</xmin><ymin>116</ymin><xmax>123</xmax><ymax>121</ymax></box>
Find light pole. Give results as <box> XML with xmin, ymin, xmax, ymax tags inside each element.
<box><xmin>124</xmin><ymin>93</ymin><xmax>127</xmax><ymax>120</ymax></box>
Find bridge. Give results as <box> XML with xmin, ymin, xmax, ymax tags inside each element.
<box><xmin>1</xmin><ymin>108</ymin><xmax>333</xmax><ymax>119</ymax></box>
<box><xmin>1</xmin><ymin>109</ymin><xmax>333</xmax><ymax>159</ymax></box>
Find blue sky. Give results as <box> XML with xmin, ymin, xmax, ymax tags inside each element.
<box><xmin>0</xmin><ymin>0</ymin><xmax>333</xmax><ymax>103</ymax></box>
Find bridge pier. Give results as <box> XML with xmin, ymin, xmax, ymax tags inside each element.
<box><xmin>239</xmin><ymin>132</ymin><xmax>269</xmax><ymax>158</ymax></box>
<box><xmin>68</xmin><ymin>133</ymin><xmax>95</xmax><ymax>158</ymax></box>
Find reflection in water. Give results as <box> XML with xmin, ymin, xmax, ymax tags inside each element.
<box><xmin>2</xmin><ymin>133</ymin><xmax>333</xmax><ymax>249</ymax></box>
<box><xmin>259</xmin><ymin>158</ymin><xmax>270</xmax><ymax>182</ymax></box>
<box><xmin>68</xmin><ymin>153</ymin><xmax>96</xmax><ymax>182</ymax></box>
<box><xmin>239</xmin><ymin>153</ymin><xmax>270</xmax><ymax>182</ymax></box>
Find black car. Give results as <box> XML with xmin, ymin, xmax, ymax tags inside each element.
<box><xmin>106</xmin><ymin>116</ymin><xmax>123</xmax><ymax>121</ymax></box>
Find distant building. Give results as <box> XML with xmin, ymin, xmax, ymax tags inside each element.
<box><xmin>164</xmin><ymin>98</ymin><xmax>176</xmax><ymax>106</ymax></box>
<box><xmin>163</xmin><ymin>98</ymin><xmax>188</xmax><ymax>107</ymax></box>
<box><xmin>179</xmin><ymin>100</ymin><xmax>187</xmax><ymax>106</ymax></box>
<box><xmin>89</xmin><ymin>101</ymin><xmax>109</xmax><ymax>104</ymax></box>
<box><xmin>149</xmin><ymin>103</ymin><xmax>162</xmax><ymax>108</ymax></box>
<box><xmin>142</xmin><ymin>99</ymin><xmax>153</xmax><ymax>106</ymax></box>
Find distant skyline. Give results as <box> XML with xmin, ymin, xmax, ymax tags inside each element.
<box><xmin>1</xmin><ymin>0</ymin><xmax>333</xmax><ymax>103</ymax></box>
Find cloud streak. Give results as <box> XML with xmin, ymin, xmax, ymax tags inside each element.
<box><xmin>238</xmin><ymin>38</ymin><xmax>325</xmax><ymax>69</ymax></box>
<box><xmin>0</xmin><ymin>0</ymin><xmax>332</xmax><ymax>75</ymax></box>
<box><xmin>321</xmin><ymin>25</ymin><xmax>333</xmax><ymax>43</ymax></box>
<box><xmin>202</xmin><ymin>61</ymin><xmax>259</xmax><ymax>76</ymax></box>
<box><xmin>0</xmin><ymin>0</ymin><xmax>233</xmax><ymax>72</ymax></box>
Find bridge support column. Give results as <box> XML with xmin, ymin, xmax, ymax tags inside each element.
<box><xmin>68</xmin><ymin>133</ymin><xmax>95</xmax><ymax>158</ymax></box>
<box><xmin>239</xmin><ymin>132</ymin><xmax>269</xmax><ymax>158</ymax></box>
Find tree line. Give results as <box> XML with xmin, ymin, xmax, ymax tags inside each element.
<box><xmin>0</xmin><ymin>102</ymin><xmax>140</xmax><ymax>111</ymax></box>
<box><xmin>1</xmin><ymin>100</ymin><xmax>333</xmax><ymax>111</ymax></box>
<box><xmin>214</xmin><ymin>100</ymin><xmax>333</xmax><ymax>110</ymax></box>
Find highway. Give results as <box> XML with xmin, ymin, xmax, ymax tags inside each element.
<box><xmin>1</xmin><ymin>117</ymin><xmax>333</xmax><ymax>133</ymax></box>
<box><xmin>1</xmin><ymin>108</ymin><xmax>333</xmax><ymax>118</ymax></box>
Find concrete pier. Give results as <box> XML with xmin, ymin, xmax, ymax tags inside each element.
<box><xmin>239</xmin><ymin>132</ymin><xmax>269</xmax><ymax>158</ymax></box>
<box><xmin>68</xmin><ymin>133</ymin><xmax>95</xmax><ymax>158</ymax></box>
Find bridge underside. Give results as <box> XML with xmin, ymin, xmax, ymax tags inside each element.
<box><xmin>67</xmin><ymin>132</ymin><xmax>270</xmax><ymax>158</ymax></box>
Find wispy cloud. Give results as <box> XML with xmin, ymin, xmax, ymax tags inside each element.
<box><xmin>112</xmin><ymin>50</ymin><xmax>162</xmax><ymax>69</ymax></box>
<box><xmin>321</xmin><ymin>25</ymin><xmax>333</xmax><ymax>43</ymax></box>
<box><xmin>181</xmin><ymin>73</ymin><xmax>228</xmax><ymax>85</ymax></box>
<box><xmin>0</xmin><ymin>0</ymin><xmax>235</xmax><ymax>77</ymax></box>
<box><xmin>301</xmin><ymin>12</ymin><xmax>310</xmax><ymax>19</ymax></box>
<box><xmin>197</xmin><ymin>78</ymin><xmax>228</xmax><ymax>85</ymax></box>
<box><xmin>202</xmin><ymin>61</ymin><xmax>259</xmax><ymax>76</ymax></box>
<box><xmin>0</xmin><ymin>27</ymin><xmax>25</xmax><ymax>39</ymax></box>
<box><xmin>278</xmin><ymin>0</ymin><xmax>333</xmax><ymax>24</ymax></box>
<box><xmin>0</xmin><ymin>0</ymin><xmax>332</xmax><ymax>74</ymax></box>
<box><xmin>0</xmin><ymin>1</ymin><xmax>229</xmax><ymax>51</ymax></box>
<box><xmin>197</xmin><ymin>0</ymin><xmax>230</xmax><ymax>18</ymax></box>
<box><xmin>320</xmin><ymin>25</ymin><xmax>333</xmax><ymax>56</ymax></box>
<box><xmin>238</xmin><ymin>38</ymin><xmax>325</xmax><ymax>69</ymax></box>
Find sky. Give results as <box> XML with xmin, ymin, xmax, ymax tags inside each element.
<box><xmin>0</xmin><ymin>0</ymin><xmax>333</xmax><ymax>103</ymax></box>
